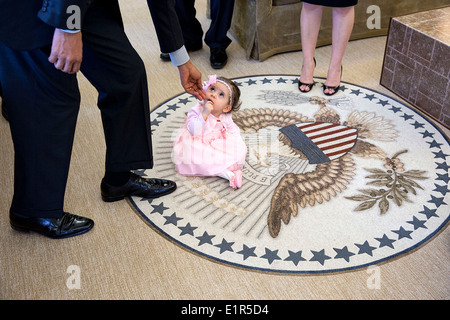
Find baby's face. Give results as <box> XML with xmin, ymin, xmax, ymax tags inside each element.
<box><xmin>205</xmin><ymin>81</ymin><xmax>231</xmax><ymax>116</ymax></box>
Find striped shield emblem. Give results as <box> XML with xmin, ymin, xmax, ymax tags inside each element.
<box><xmin>279</xmin><ymin>122</ymin><xmax>358</xmax><ymax>164</ymax></box>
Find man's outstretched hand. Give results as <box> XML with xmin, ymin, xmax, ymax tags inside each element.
<box><xmin>178</xmin><ymin>60</ymin><xmax>206</xmax><ymax>101</ymax></box>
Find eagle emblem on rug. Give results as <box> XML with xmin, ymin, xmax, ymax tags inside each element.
<box><xmin>131</xmin><ymin>75</ymin><xmax>447</xmax><ymax>274</ymax></box>
<box><xmin>234</xmin><ymin>92</ymin><xmax>398</xmax><ymax>238</ymax></box>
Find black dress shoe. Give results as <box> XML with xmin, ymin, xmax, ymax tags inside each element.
<box><xmin>10</xmin><ymin>211</ymin><xmax>94</xmax><ymax>239</ymax></box>
<box><xmin>210</xmin><ymin>48</ymin><xmax>228</xmax><ymax>69</ymax></box>
<box><xmin>100</xmin><ymin>172</ymin><xmax>177</xmax><ymax>202</ymax></box>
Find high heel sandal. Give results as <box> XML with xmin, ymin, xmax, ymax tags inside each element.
<box><xmin>298</xmin><ymin>57</ymin><xmax>316</xmax><ymax>93</ymax></box>
<box><xmin>323</xmin><ymin>65</ymin><xmax>343</xmax><ymax>96</ymax></box>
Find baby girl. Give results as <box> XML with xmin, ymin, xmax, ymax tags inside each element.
<box><xmin>173</xmin><ymin>75</ymin><xmax>247</xmax><ymax>188</ymax></box>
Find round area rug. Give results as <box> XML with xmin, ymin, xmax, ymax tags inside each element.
<box><xmin>130</xmin><ymin>75</ymin><xmax>449</xmax><ymax>274</ymax></box>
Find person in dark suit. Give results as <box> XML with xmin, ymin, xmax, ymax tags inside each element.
<box><xmin>159</xmin><ymin>0</ymin><xmax>235</xmax><ymax>69</ymax></box>
<box><xmin>0</xmin><ymin>0</ymin><xmax>206</xmax><ymax>239</ymax></box>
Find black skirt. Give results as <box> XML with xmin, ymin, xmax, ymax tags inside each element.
<box><xmin>302</xmin><ymin>0</ymin><xmax>358</xmax><ymax>7</ymax></box>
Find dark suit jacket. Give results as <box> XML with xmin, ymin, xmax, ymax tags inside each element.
<box><xmin>0</xmin><ymin>0</ymin><xmax>184</xmax><ymax>52</ymax></box>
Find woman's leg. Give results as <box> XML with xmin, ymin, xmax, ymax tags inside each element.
<box><xmin>324</xmin><ymin>6</ymin><xmax>355</xmax><ymax>94</ymax></box>
<box><xmin>299</xmin><ymin>3</ymin><xmax>323</xmax><ymax>92</ymax></box>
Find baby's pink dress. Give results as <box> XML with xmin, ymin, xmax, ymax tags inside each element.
<box><xmin>173</xmin><ymin>103</ymin><xmax>247</xmax><ymax>177</ymax></box>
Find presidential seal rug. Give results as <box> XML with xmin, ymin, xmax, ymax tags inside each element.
<box><xmin>130</xmin><ymin>75</ymin><xmax>449</xmax><ymax>274</ymax></box>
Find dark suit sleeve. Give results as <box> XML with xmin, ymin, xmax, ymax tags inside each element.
<box><xmin>37</xmin><ymin>0</ymin><xmax>93</xmax><ymax>31</ymax></box>
<box><xmin>146</xmin><ymin>0</ymin><xmax>184</xmax><ymax>53</ymax></box>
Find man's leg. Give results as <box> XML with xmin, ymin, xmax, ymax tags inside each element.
<box><xmin>174</xmin><ymin>0</ymin><xmax>203</xmax><ymax>50</ymax></box>
<box><xmin>0</xmin><ymin>43</ymin><xmax>80</xmax><ymax>218</ymax></box>
<box><xmin>0</xmin><ymin>42</ymin><xmax>94</xmax><ymax>238</ymax></box>
<box><xmin>206</xmin><ymin>0</ymin><xmax>235</xmax><ymax>69</ymax></box>
<box><xmin>80</xmin><ymin>1</ymin><xmax>176</xmax><ymax>200</ymax></box>
<box><xmin>0</xmin><ymin>81</ymin><xmax>7</xmax><ymax>120</ymax></box>
<box><xmin>159</xmin><ymin>0</ymin><xmax>203</xmax><ymax>61</ymax></box>
<box><xmin>205</xmin><ymin>0</ymin><xmax>234</xmax><ymax>49</ymax></box>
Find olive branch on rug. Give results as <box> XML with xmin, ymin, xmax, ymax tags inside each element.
<box><xmin>345</xmin><ymin>150</ymin><xmax>428</xmax><ymax>214</ymax></box>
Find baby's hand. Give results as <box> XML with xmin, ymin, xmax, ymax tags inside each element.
<box><xmin>202</xmin><ymin>100</ymin><xmax>213</xmax><ymax>120</ymax></box>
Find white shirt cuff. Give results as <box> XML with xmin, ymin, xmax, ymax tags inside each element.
<box><xmin>58</xmin><ymin>28</ymin><xmax>81</xmax><ymax>33</ymax></box>
<box><xmin>169</xmin><ymin>46</ymin><xmax>190</xmax><ymax>67</ymax></box>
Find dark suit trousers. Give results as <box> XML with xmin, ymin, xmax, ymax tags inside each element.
<box><xmin>175</xmin><ymin>0</ymin><xmax>235</xmax><ymax>49</ymax></box>
<box><xmin>0</xmin><ymin>2</ymin><xmax>153</xmax><ymax>218</ymax></box>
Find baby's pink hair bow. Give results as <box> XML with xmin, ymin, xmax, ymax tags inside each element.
<box><xmin>202</xmin><ymin>75</ymin><xmax>217</xmax><ymax>92</ymax></box>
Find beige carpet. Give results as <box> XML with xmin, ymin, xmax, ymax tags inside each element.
<box><xmin>0</xmin><ymin>0</ymin><xmax>448</xmax><ymax>300</ymax></box>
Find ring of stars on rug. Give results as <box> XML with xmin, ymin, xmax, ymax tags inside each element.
<box><xmin>129</xmin><ymin>75</ymin><xmax>449</xmax><ymax>274</ymax></box>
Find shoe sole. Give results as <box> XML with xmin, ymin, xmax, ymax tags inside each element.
<box><xmin>101</xmin><ymin>195</ymin><xmax>125</xmax><ymax>202</ymax></box>
<box><xmin>211</xmin><ymin>61</ymin><xmax>227</xmax><ymax>69</ymax></box>
<box><xmin>101</xmin><ymin>185</ymin><xmax>177</xmax><ymax>202</ymax></box>
<box><xmin>10</xmin><ymin>223</ymin><xmax>94</xmax><ymax>239</ymax></box>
